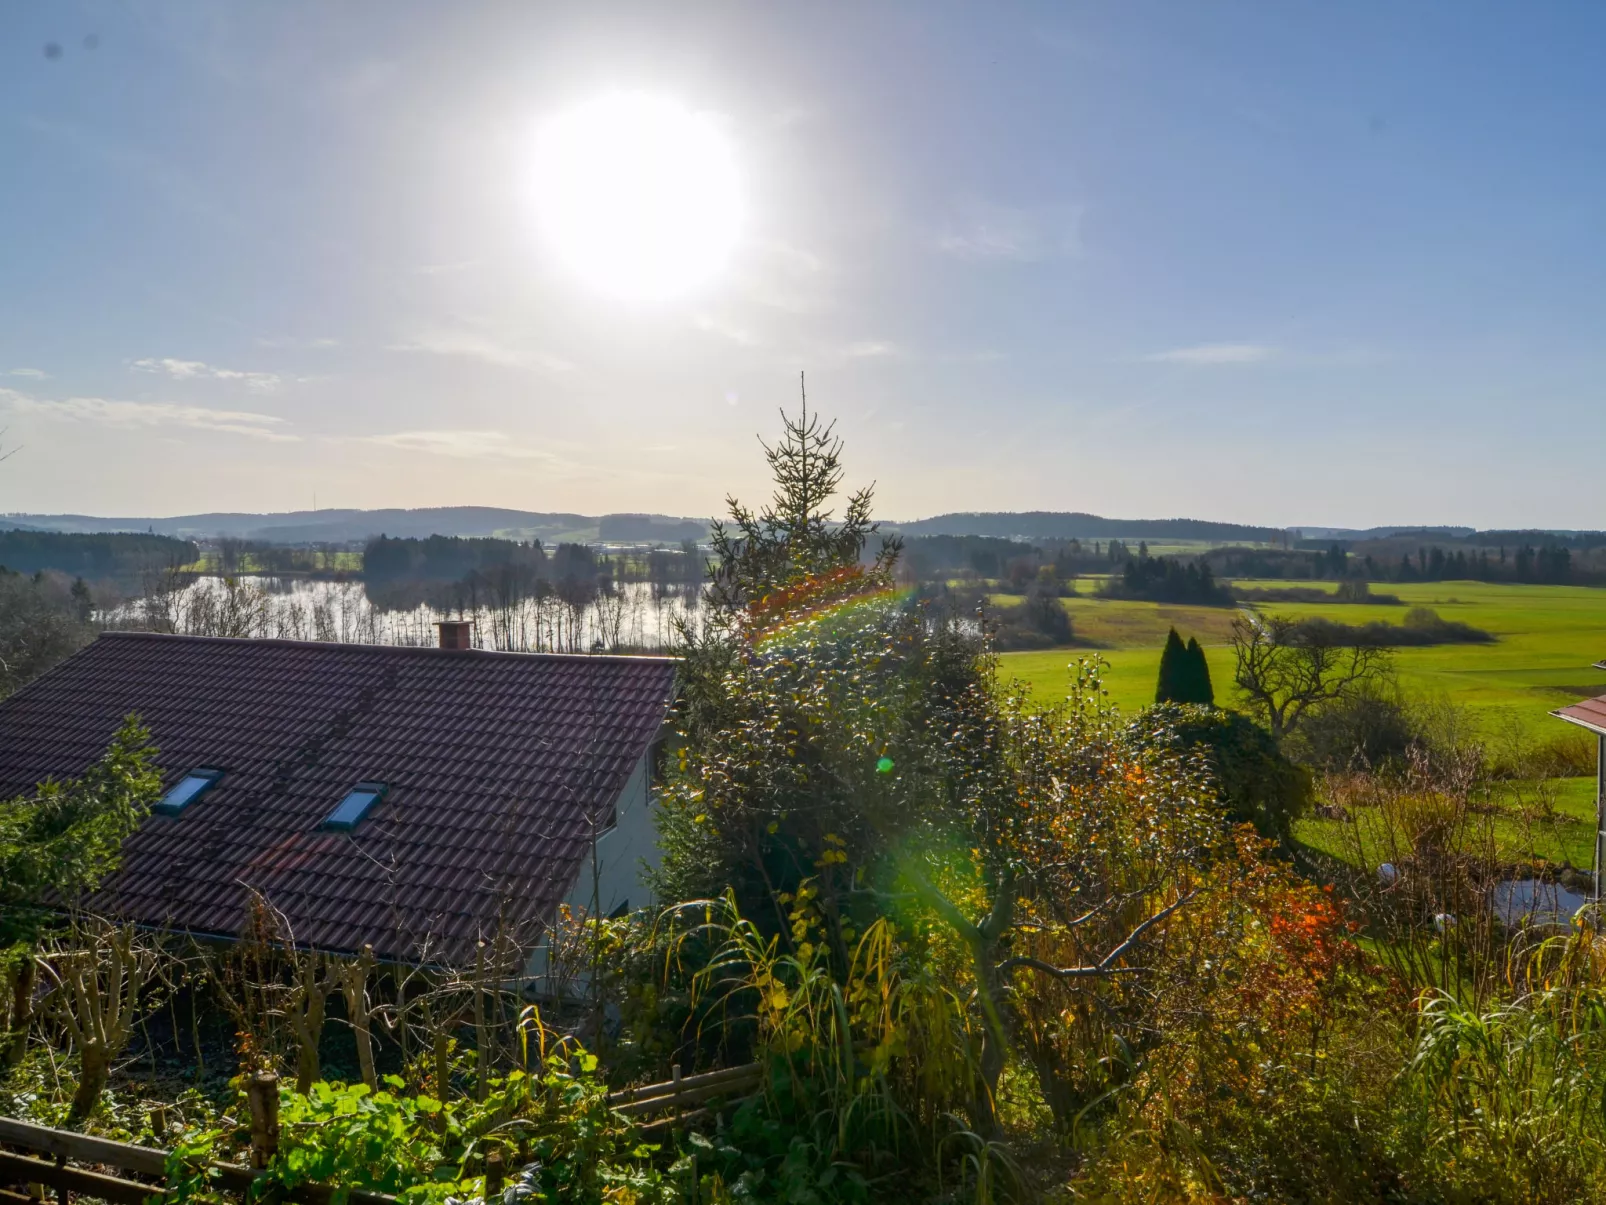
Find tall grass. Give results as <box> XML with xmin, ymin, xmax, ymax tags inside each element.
<box><xmin>667</xmin><ymin>888</ymin><xmax>1015</xmax><ymax>1199</ymax></box>
<box><xmin>1402</xmin><ymin>931</ymin><xmax>1606</xmax><ymax>1201</ymax></box>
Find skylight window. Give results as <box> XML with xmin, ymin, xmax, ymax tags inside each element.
<box><xmin>324</xmin><ymin>782</ymin><xmax>388</xmax><ymax>832</ymax></box>
<box><xmin>155</xmin><ymin>768</ymin><xmax>223</xmax><ymax>816</ymax></box>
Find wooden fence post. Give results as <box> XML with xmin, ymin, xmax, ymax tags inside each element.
<box><xmin>483</xmin><ymin>1148</ymin><xmax>504</xmax><ymax>1200</ymax></box>
<box><xmin>246</xmin><ymin>1071</ymin><xmax>280</xmax><ymax>1169</ymax></box>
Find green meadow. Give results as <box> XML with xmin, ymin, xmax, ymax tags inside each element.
<box><xmin>999</xmin><ymin>578</ymin><xmax>1606</xmax><ymax>873</ymax></box>
<box><xmin>1000</xmin><ymin>578</ymin><xmax>1606</xmax><ymax>743</ymax></box>
<box><xmin>1295</xmin><ymin>774</ymin><xmax>1598</xmax><ymax>871</ymax></box>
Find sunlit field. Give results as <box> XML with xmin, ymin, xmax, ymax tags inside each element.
<box><xmin>1295</xmin><ymin>774</ymin><xmax>1598</xmax><ymax>871</ymax></box>
<box><xmin>1001</xmin><ymin>579</ymin><xmax>1606</xmax><ymax>742</ymax></box>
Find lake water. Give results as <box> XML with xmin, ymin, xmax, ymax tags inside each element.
<box><xmin>111</xmin><ymin>575</ymin><xmax>704</xmax><ymax>653</ymax></box>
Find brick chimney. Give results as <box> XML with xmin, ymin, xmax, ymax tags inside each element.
<box><xmin>434</xmin><ymin>620</ymin><xmax>475</xmax><ymax>650</ymax></box>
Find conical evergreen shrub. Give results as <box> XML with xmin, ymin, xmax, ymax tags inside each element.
<box><xmin>1155</xmin><ymin>627</ymin><xmax>1187</xmax><ymax>703</ymax></box>
<box><xmin>1185</xmin><ymin>636</ymin><xmax>1215</xmax><ymax>705</ymax></box>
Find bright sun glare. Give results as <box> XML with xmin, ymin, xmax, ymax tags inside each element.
<box><xmin>532</xmin><ymin>93</ymin><xmax>742</xmax><ymax>302</ymax></box>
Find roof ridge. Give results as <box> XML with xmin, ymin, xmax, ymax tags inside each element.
<box><xmin>94</xmin><ymin>630</ymin><xmax>678</xmax><ymax>664</ymax></box>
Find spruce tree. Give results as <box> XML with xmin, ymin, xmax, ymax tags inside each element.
<box><xmin>1156</xmin><ymin>627</ymin><xmax>1187</xmax><ymax>703</ymax></box>
<box><xmin>1185</xmin><ymin>636</ymin><xmax>1215</xmax><ymax>705</ymax></box>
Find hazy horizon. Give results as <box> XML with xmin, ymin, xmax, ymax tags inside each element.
<box><xmin>5</xmin><ymin>2</ymin><xmax>1603</xmax><ymax>528</ymax></box>
<box><xmin>0</xmin><ymin>503</ymin><xmax>1567</xmax><ymax>540</ymax></box>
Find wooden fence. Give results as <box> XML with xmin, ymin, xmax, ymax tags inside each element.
<box><xmin>0</xmin><ymin>1073</ymin><xmax>394</xmax><ymax>1205</ymax></box>
<box><xmin>0</xmin><ymin>1064</ymin><xmax>764</xmax><ymax>1203</ymax></box>
<box><xmin>607</xmin><ymin>1062</ymin><xmax>764</xmax><ymax>1131</ymax></box>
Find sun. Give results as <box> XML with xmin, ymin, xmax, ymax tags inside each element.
<box><xmin>531</xmin><ymin>93</ymin><xmax>743</xmax><ymax>302</ymax></box>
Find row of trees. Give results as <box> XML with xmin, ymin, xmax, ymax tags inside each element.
<box><xmin>1100</xmin><ymin>550</ymin><xmax>1233</xmax><ymax>605</ymax></box>
<box><xmin>1362</xmin><ymin>542</ymin><xmax>1574</xmax><ymax>584</ymax></box>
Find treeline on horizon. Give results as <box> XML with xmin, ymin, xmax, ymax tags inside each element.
<box><xmin>2</xmin><ymin>521</ymin><xmax>1598</xmax><ymax>599</ymax></box>
<box><xmin>361</xmin><ymin>533</ymin><xmax>705</xmax><ymax>612</ymax></box>
<box><xmin>902</xmin><ymin>530</ymin><xmax>1599</xmax><ymax>594</ymax></box>
<box><xmin>1259</xmin><ymin>540</ymin><xmax>1580</xmax><ymax>585</ymax></box>
<box><xmin>0</xmin><ymin>530</ymin><xmax>197</xmax><ymax>581</ymax></box>
<box><xmin>892</xmin><ymin>510</ymin><xmax>1284</xmax><ymax>543</ymax></box>
<box><xmin>1316</xmin><ymin>526</ymin><xmax>1606</xmax><ymax>551</ymax></box>
<box><xmin>2</xmin><ymin>506</ymin><xmax>706</xmax><ymax>544</ymax></box>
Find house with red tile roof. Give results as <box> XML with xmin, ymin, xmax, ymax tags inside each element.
<box><xmin>0</xmin><ymin>630</ymin><xmax>678</xmax><ymax>969</ymax></box>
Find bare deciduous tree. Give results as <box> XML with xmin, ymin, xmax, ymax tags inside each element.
<box><xmin>38</xmin><ymin>918</ymin><xmax>161</xmax><ymax>1122</ymax></box>
<box><xmin>281</xmin><ymin>948</ymin><xmax>340</xmax><ymax>1092</ymax></box>
<box><xmin>1230</xmin><ymin>613</ymin><xmax>1390</xmax><ymax>742</ymax></box>
<box><xmin>336</xmin><ymin>945</ymin><xmax>380</xmax><ymax>1090</ymax></box>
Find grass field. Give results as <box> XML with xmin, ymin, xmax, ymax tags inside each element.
<box><xmin>997</xmin><ymin>578</ymin><xmax>1606</xmax><ymax>873</ymax></box>
<box><xmin>1000</xmin><ymin>579</ymin><xmax>1606</xmax><ymax>743</ymax></box>
<box><xmin>1296</xmin><ymin>775</ymin><xmax>1598</xmax><ymax>871</ymax></box>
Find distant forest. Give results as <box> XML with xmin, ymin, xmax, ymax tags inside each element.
<box><xmin>901</xmin><ymin>530</ymin><xmax>1604</xmax><ymax>594</ymax></box>
<box><xmin>361</xmin><ymin>534</ymin><xmax>703</xmax><ymax>612</ymax></box>
<box><xmin>1232</xmin><ymin>540</ymin><xmax>1583</xmax><ymax>585</ymax></box>
<box><xmin>893</xmin><ymin>511</ymin><xmax>1283</xmax><ymax>543</ymax></box>
<box><xmin>4</xmin><ymin>507</ymin><xmax>705</xmax><ymax>544</ymax></box>
<box><xmin>0</xmin><ymin>531</ymin><xmax>197</xmax><ymax>581</ymax></box>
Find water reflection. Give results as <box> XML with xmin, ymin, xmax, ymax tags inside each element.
<box><xmin>108</xmin><ymin>575</ymin><xmax>703</xmax><ymax>653</ymax></box>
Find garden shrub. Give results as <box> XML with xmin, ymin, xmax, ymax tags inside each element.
<box><xmin>1137</xmin><ymin>704</ymin><xmax>1312</xmax><ymax>845</ymax></box>
<box><xmin>1291</xmin><ymin>681</ymin><xmax>1421</xmax><ymax>772</ymax></box>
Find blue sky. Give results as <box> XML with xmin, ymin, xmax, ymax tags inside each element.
<box><xmin>3</xmin><ymin>2</ymin><xmax>1603</xmax><ymax>527</ymax></box>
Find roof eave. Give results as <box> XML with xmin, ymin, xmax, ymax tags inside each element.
<box><xmin>1551</xmin><ymin>709</ymin><xmax>1606</xmax><ymax>739</ymax></box>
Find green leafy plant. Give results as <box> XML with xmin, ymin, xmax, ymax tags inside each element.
<box><xmin>1</xmin><ymin>716</ymin><xmax>160</xmax><ymax>1073</ymax></box>
<box><xmin>165</xmin><ymin>1017</ymin><xmax>668</xmax><ymax>1205</ymax></box>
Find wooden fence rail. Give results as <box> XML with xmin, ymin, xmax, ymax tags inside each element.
<box><xmin>0</xmin><ymin>1063</ymin><xmax>764</xmax><ymax>1202</ymax></box>
<box><xmin>607</xmin><ymin>1062</ymin><xmax>765</xmax><ymax>1131</ymax></box>
<box><xmin>0</xmin><ymin>1115</ymin><xmax>395</xmax><ymax>1205</ymax></box>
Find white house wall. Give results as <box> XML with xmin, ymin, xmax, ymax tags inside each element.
<box><xmin>563</xmin><ymin>751</ymin><xmax>659</xmax><ymax>918</ymax></box>
<box><xmin>522</xmin><ymin>752</ymin><xmax>660</xmax><ymax>987</ymax></box>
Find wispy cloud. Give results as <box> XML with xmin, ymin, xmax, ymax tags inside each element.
<box><xmin>360</xmin><ymin>430</ymin><xmax>556</xmax><ymax>461</ymax></box>
<box><xmin>254</xmin><ymin>335</ymin><xmax>339</xmax><ymax>350</ymax></box>
<box><xmin>693</xmin><ymin>313</ymin><xmax>760</xmax><ymax>347</ymax></box>
<box><xmin>6</xmin><ymin>368</ymin><xmax>48</xmax><ymax>379</ymax></box>
<box><xmin>132</xmin><ymin>357</ymin><xmax>281</xmax><ymax>390</ymax></box>
<box><xmin>842</xmin><ymin>340</ymin><xmax>899</xmax><ymax>359</ymax></box>
<box><xmin>1147</xmin><ymin>343</ymin><xmax>1275</xmax><ymax>365</ymax></box>
<box><xmin>412</xmin><ymin>260</ymin><xmax>481</xmax><ymax>277</ymax></box>
<box><xmin>2</xmin><ymin>387</ymin><xmax>295</xmax><ymax>441</ymax></box>
<box><xmin>769</xmin><ymin>103</ymin><xmax>820</xmax><ymax>129</ymax></box>
<box><xmin>737</xmin><ymin>238</ymin><xmax>834</xmax><ymax>314</ymax></box>
<box><xmin>938</xmin><ymin>201</ymin><xmax>1083</xmax><ymax>262</ymax></box>
<box><xmin>937</xmin><ymin>348</ymin><xmax>1005</xmax><ymax>365</ymax></box>
<box><xmin>387</xmin><ymin>330</ymin><xmax>574</xmax><ymax>375</ymax></box>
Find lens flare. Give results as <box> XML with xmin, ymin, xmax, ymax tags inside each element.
<box><xmin>745</xmin><ymin>566</ymin><xmax>911</xmax><ymax>649</ymax></box>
